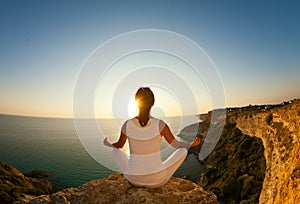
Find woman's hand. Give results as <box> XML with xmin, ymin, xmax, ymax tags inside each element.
<box><xmin>103</xmin><ymin>138</ymin><xmax>113</xmax><ymax>147</ymax></box>
<box><xmin>191</xmin><ymin>137</ymin><xmax>201</xmax><ymax>147</ymax></box>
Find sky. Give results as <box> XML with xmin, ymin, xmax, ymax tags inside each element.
<box><xmin>0</xmin><ymin>0</ymin><xmax>299</xmax><ymax>118</ymax></box>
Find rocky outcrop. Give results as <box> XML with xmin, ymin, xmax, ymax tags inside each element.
<box><xmin>0</xmin><ymin>162</ymin><xmax>52</xmax><ymax>204</ymax></box>
<box><xmin>20</xmin><ymin>174</ymin><xmax>218</xmax><ymax>204</ymax></box>
<box><xmin>236</xmin><ymin>99</ymin><xmax>300</xmax><ymax>203</ymax></box>
<box><xmin>194</xmin><ymin>116</ymin><xmax>265</xmax><ymax>203</ymax></box>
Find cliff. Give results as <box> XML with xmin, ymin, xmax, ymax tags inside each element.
<box><xmin>0</xmin><ymin>162</ymin><xmax>52</xmax><ymax>204</ymax></box>
<box><xmin>236</xmin><ymin>99</ymin><xmax>300</xmax><ymax>203</ymax></box>
<box><xmin>182</xmin><ymin>99</ymin><xmax>299</xmax><ymax>203</ymax></box>
<box><xmin>19</xmin><ymin>174</ymin><xmax>218</xmax><ymax>204</ymax></box>
<box><xmin>193</xmin><ymin>115</ymin><xmax>266</xmax><ymax>203</ymax></box>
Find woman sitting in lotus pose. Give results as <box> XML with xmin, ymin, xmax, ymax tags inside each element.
<box><xmin>103</xmin><ymin>87</ymin><xmax>200</xmax><ymax>188</ymax></box>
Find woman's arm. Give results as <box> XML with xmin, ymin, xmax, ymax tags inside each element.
<box><xmin>103</xmin><ymin>132</ymin><xmax>127</xmax><ymax>148</ymax></box>
<box><xmin>103</xmin><ymin>122</ymin><xmax>127</xmax><ymax>148</ymax></box>
<box><xmin>160</xmin><ymin>121</ymin><xmax>200</xmax><ymax>148</ymax></box>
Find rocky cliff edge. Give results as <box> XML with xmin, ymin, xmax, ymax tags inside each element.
<box><xmin>236</xmin><ymin>99</ymin><xmax>300</xmax><ymax>203</ymax></box>
<box><xmin>19</xmin><ymin>174</ymin><xmax>218</xmax><ymax>204</ymax></box>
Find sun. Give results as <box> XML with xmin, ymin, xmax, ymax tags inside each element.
<box><xmin>128</xmin><ymin>98</ymin><xmax>139</xmax><ymax>118</ymax></box>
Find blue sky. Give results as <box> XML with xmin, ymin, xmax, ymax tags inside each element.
<box><xmin>0</xmin><ymin>0</ymin><xmax>299</xmax><ymax>117</ymax></box>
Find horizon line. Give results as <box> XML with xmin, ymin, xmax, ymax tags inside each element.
<box><xmin>0</xmin><ymin>113</ymin><xmax>201</xmax><ymax>120</ymax></box>
<box><xmin>1</xmin><ymin>97</ymin><xmax>298</xmax><ymax>119</ymax></box>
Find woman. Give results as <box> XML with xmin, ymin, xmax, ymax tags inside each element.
<box><xmin>103</xmin><ymin>87</ymin><xmax>200</xmax><ymax>188</ymax></box>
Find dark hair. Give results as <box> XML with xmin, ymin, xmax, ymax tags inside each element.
<box><xmin>135</xmin><ymin>87</ymin><xmax>155</xmax><ymax>127</ymax></box>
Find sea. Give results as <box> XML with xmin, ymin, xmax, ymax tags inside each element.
<box><xmin>0</xmin><ymin>114</ymin><xmax>203</xmax><ymax>190</ymax></box>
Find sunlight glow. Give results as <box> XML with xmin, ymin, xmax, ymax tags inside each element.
<box><xmin>128</xmin><ymin>98</ymin><xmax>139</xmax><ymax>118</ymax></box>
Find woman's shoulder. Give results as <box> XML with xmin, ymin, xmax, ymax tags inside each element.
<box><xmin>125</xmin><ymin>117</ymin><xmax>138</xmax><ymax>123</ymax></box>
<box><xmin>148</xmin><ymin>117</ymin><xmax>165</xmax><ymax>125</ymax></box>
<box><xmin>124</xmin><ymin>117</ymin><xmax>166</xmax><ymax>129</ymax></box>
<box><xmin>149</xmin><ymin>117</ymin><xmax>168</xmax><ymax>131</ymax></box>
<box><xmin>150</xmin><ymin>117</ymin><xmax>165</xmax><ymax>123</ymax></box>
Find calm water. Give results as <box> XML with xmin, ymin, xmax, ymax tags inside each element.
<box><xmin>0</xmin><ymin>114</ymin><xmax>203</xmax><ymax>188</ymax></box>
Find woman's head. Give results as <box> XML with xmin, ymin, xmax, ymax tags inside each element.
<box><xmin>135</xmin><ymin>87</ymin><xmax>155</xmax><ymax>111</ymax></box>
<box><xmin>135</xmin><ymin>87</ymin><xmax>154</xmax><ymax>127</ymax></box>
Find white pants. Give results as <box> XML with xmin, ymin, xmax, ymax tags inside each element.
<box><xmin>112</xmin><ymin>148</ymin><xmax>187</xmax><ymax>188</ymax></box>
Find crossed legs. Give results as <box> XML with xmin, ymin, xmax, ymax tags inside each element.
<box><xmin>112</xmin><ymin>147</ymin><xmax>187</xmax><ymax>187</ymax></box>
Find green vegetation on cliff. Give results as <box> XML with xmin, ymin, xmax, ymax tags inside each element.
<box><xmin>195</xmin><ymin>118</ymin><xmax>266</xmax><ymax>204</ymax></box>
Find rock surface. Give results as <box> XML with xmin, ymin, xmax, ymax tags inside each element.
<box><xmin>19</xmin><ymin>174</ymin><xmax>218</xmax><ymax>204</ymax></box>
<box><xmin>0</xmin><ymin>162</ymin><xmax>52</xmax><ymax>204</ymax></box>
<box><xmin>236</xmin><ymin>99</ymin><xmax>300</xmax><ymax>204</ymax></box>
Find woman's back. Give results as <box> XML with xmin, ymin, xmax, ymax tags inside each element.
<box><xmin>125</xmin><ymin>117</ymin><xmax>161</xmax><ymax>155</ymax></box>
<box><xmin>124</xmin><ymin>117</ymin><xmax>166</xmax><ymax>178</ymax></box>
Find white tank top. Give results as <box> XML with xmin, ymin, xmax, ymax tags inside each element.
<box><xmin>125</xmin><ymin>117</ymin><xmax>160</xmax><ymax>140</ymax></box>
<box><xmin>124</xmin><ymin>117</ymin><xmax>165</xmax><ymax>175</ymax></box>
